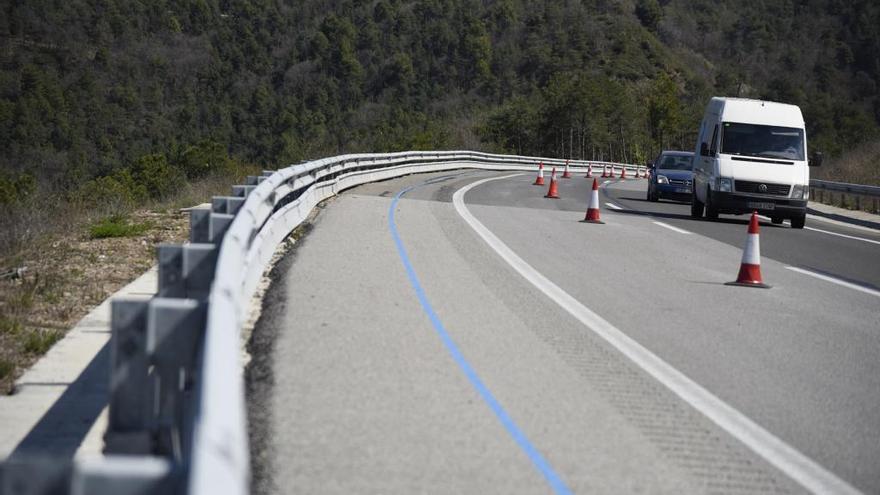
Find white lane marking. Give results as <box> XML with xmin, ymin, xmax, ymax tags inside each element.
<box><xmin>803</xmin><ymin>226</ymin><xmax>880</xmax><ymax>246</ymax></box>
<box><xmin>653</xmin><ymin>221</ymin><xmax>692</xmax><ymax>235</ymax></box>
<box><xmin>604</xmin><ymin>202</ymin><xmax>623</xmax><ymax>210</ymax></box>
<box><xmin>786</xmin><ymin>266</ymin><xmax>880</xmax><ymax>299</ymax></box>
<box><xmin>453</xmin><ymin>175</ymin><xmax>861</xmax><ymax>495</ymax></box>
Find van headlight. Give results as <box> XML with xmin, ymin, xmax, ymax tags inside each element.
<box><xmin>657</xmin><ymin>175</ymin><xmax>669</xmax><ymax>184</ymax></box>
<box><xmin>717</xmin><ymin>177</ymin><xmax>733</xmax><ymax>193</ymax></box>
<box><xmin>792</xmin><ymin>184</ymin><xmax>807</xmax><ymax>199</ymax></box>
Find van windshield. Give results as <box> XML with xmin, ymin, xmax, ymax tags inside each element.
<box><xmin>721</xmin><ymin>122</ymin><xmax>805</xmax><ymax>161</ymax></box>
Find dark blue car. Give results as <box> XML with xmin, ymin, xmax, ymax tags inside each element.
<box><xmin>647</xmin><ymin>151</ymin><xmax>695</xmax><ymax>202</ymax></box>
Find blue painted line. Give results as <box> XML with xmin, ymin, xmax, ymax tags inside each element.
<box><xmin>388</xmin><ymin>185</ymin><xmax>573</xmax><ymax>495</ymax></box>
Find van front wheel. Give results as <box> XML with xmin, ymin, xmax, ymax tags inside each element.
<box><xmin>790</xmin><ymin>213</ymin><xmax>806</xmax><ymax>229</ymax></box>
<box><xmin>691</xmin><ymin>193</ymin><xmax>704</xmax><ymax>218</ymax></box>
<box><xmin>705</xmin><ymin>189</ymin><xmax>719</xmax><ymax>220</ymax></box>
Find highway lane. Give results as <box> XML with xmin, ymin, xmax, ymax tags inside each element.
<box><xmin>250</xmin><ymin>169</ymin><xmax>880</xmax><ymax>494</ymax></box>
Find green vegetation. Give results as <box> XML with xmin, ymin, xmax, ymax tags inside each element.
<box><xmin>23</xmin><ymin>329</ymin><xmax>62</xmax><ymax>355</ymax></box>
<box><xmin>1</xmin><ymin>0</ymin><xmax>879</xmax><ymax>211</ymax></box>
<box><xmin>88</xmin><ymin>215</ymin><xmax>152</xmax><ymax>239</ymax></box>
<box><xmin>0</xmin><ymin>359</ymin><xmax>12</xmax><ymax>380</ymax></box>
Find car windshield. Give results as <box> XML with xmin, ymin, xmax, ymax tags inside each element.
<box><xmin>721</xmin><ymin>122</ymin><xmax>805</xmax><ymax>160</ymax></box>
<box><xmin>658</xmin><ymin>155</ymin><xmax>693</xmax><ymax>170</ymax></box>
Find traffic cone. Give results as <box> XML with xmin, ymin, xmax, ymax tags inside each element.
<box><xmin>726</xmin><ymin>212</ymin><xmax>770</xmax><ymax>288</ymax></box>
<box><xmin>562</xmin><ymin>160</ymin><xmax>572</xmax><ymax>178</ymax></box>
<box><xmin>585</xmin><ymin>164</ymin><xmax>593</xmax><ymax>178</ymax></box>
<box><xmin>545</xmin><ymin>167</ymin><xmax>560</xmax><ymax>199</ymax></box>
<box><xmin>581</xmin><ymin>178</ymin><xmax>604</xmax><ymax>224</ymax></box>
<box><xmin>620</xmin><ymin>166</ymin><xmax>627</xmax><ymax>179</ymax></box>
<box><xmin>533</xmin><ymin>162</ymin><xmax>545</xmax><ymax>186</ymax></box>
<box><xmin>601</xmin><ymin>165</ymin><xmax>609</xmax><ymax>178</ymax></box>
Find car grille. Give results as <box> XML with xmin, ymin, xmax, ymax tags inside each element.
<box><xmin>734</xmin><ymin>180</ymin><xmax>790</xmax><ymax>196</ymax></box>
<box><xmin>669</xmin><ymin>178</ymin><xmax>692</xmax><ymax>186</ymax></box>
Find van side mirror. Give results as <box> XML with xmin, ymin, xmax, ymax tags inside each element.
<box><xmin>809</xmin><ymin>151</ymin><xmax>823</xmax><ymax>167</ymax></box>
<box><xmin>700</xmin><ymin>142</ymin><xmax>709</xmax><ymax>157</ymax></box>
<box><xmin>645</xmin><ymin>160</ymin><xmax>653</xmax><ymax>168</ymax></box>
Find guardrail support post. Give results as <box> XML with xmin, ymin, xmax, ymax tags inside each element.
<box><xmin>189</xmin><ymin>208</ymin><xmax>211</xmax><ymax>243</ymax></box>
<box><xmin>106</xmin><ymin>300</ymin><xmax>153</xmax><ymax>455</ymax></box>
<box><xmin>209</xmin><ymin>213</ymin><xmax>234</xmax><ymax>243</ymax></box>
<box><xmin>147</xmin><ymin>298</ymin><xmax>205</xmax><ymax>461</ymax></box>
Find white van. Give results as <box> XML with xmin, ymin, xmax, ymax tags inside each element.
<box><xmin>691</xmin><ymin>97</ymin><xmax>821</xmax><ymax>229</ymax></box>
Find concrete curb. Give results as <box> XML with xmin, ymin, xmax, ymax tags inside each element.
<box><xmin>0</xmin><ymin>267</ymin><xmax>157</xmax><ymax>460</ymax></box>
<box><xmin>807</xmin><ymin>202</ymin><xmax>880</xmax><ymax>231</ymax></box>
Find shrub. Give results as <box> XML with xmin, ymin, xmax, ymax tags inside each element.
<box><xmin>131</xmin><ymin>153</ymin><xmax>184</xmax><ymax>200</ymax></box>
<box><xmin>88</xmin><ymin>214</ymin><xmax>152</xmax><ymax>239</ymax></box>
<box><xmin>0</xmin><ymin>172</ymin><xmax>36</xmax><ymax>205</ymax></box>
<box><xmin>72</xmin><ymin>172</ymin><xmax>144</xmax><ymax>214</ymax></box>
<box><xmin>178</xmin><ymin>140</ymin><xmax>232</xmax><ymax>179</ymax></box>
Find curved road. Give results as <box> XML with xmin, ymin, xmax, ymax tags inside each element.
<box><xmin>249</xmin><ymin>169</ymin><xmax>880</xmax><ymax>494</ymax></box>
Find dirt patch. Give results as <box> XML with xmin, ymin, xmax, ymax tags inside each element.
<box><xmin>0</xmin><ymin>208</ymin><xmax>188</xmax><ymax>394</ymax></box>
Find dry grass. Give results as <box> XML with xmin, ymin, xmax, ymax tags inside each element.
<box><xmin>814</xmin><ymin>139</ymin><xmax>880</xmax><ymax>186</ymax></box>
<box><xmin>0</xmin><ymin>168</ymin><xmax>258</xmax><ymax>394</ymax></box>
<box><xmin>810</xmin><ymin>140</ymin><xmax>880</xmax><ymax>213</ymax></box>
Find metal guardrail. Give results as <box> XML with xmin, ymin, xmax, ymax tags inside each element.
<box><xmin>809</xmin><ymin>179</ymin><xmax>880</xmax><ymax>212</ymax></box>
<box><xmin>0</xmin><ymin>151</ymin><xmax>639</xmax><ymax>495</ymax></box>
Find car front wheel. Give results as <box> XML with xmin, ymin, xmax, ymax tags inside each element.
<box><xmin>790</xmin><ymin>213</ymin><xmax>806</xmax><ymax>229</ymax></box>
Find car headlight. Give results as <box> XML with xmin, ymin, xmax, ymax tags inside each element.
<box><xmin>657</xmin><ymin>175</ymin><xmax>669</xmax><ymax>184</ymax></box>
<box><xmin>792</xmin><ymin>184</ymin><xmax>807</xmax><ymax>199</ymax></box>
<box><xmin>717</xmin><ymin>177</ymin><xmax>732</xmax><ymax>192</ymax></box>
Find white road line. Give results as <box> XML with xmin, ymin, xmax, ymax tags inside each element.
<box><xmin>604</xmin><ymin>202</ymin><xmax>622</xmax><ymax>210</ymax></box>
<box><xmin>785</xmin><ymin>266</ymin><xmax>880</xmax><ymax>299</ymax></box>
<box><xmin>803</xmin><ymin>226</ymin><xmax>880</xmax><ymax>246</ymax></box>
<box><xmin>653</xmin><ymin>221</ymin><xmax>692</xmax><ymax>235</ymax></box>
<box><xmin>453</xmin><ymin>175</ymin><xmax>861</xmax><ymax>495</ymax></box>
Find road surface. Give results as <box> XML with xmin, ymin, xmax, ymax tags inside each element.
<box><xmin>248</xmin><ymin>170</ymin><xmax>880</xmax><ymax>494</ymax></box>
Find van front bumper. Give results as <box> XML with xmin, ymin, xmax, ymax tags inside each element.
<box><xmin>709</xmin><ymin>191</ymin><xmax>807</xmax><ymax>217</ymax></box>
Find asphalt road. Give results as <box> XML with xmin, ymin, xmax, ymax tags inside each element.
<box><xmin>249</xmin><ymin>170</ymin><xmax>880</xmax><ymax>494</ymax></box>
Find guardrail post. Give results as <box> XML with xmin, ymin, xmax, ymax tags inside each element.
<box><xmin>106</xmin><ymin>300</ymin><xmax>153</xmax><ymax>455</ymax></box>
<box><xmin>209</xmin><ymin>213</ymin><xmax>234</xmax><ymax>243</ymax></box>
<box><xmin>158</xmin><ymin>244</ymin><xmax>218</xmax><ymax>300</ymax></box>
<box><xmin>211</xmin><ymin>196</ymin><xmax>245</xmax><ymax>216</ymax></box>
<box><xmin>147</xmin><ymin>298</ymin><xmax>205</xmax><ymax>461</ymax></box>
<box><xmin>189</xmin><ymin>208</ymin><xmax>211</xmax><ymax>243</ymax></box>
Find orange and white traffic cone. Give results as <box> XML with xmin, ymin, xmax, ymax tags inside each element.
<box><xmin>545</xmin><ymin>167</ymin><xmax>560</xmax><ymax>199</ymax></box>
<box><xmin>533</xmin><ymin>162</ymin><xmax>545</xmax><ymax>186</ymax></box>
<box><xmin>585</xmin><ymin>164</ymin><xmax>593</xmax><ymax>178</ymax></box>
<box><xmin>726</xmin><ymin>212</ymin><xmax>770</xmax><ymax>288</ymax></box>
<box><xmin>642</xmin><ymin>167</ymin><xmax>649</xmax><ymax>179</ymax></box>
<box><xmin>581</xmin><ymin>178</ymin><xmax>604</xmax><ymax>224</ymax></box>
<box><xmin>562</xmin><ymin>160</ymin><xmax>572</xmax><ymax>178</ymax></box>
<box><xmin>620</xmin><ymin>166</ymin><xmax>627</xmax><ymax>179</ymax></box>
<box><xmin>601</xmin><ymin>165</ymin><xmax>609</xmax><ymax>178</ymax></box>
